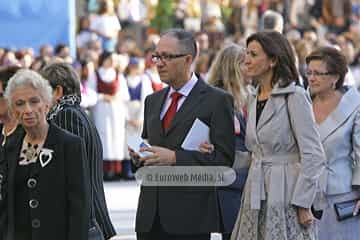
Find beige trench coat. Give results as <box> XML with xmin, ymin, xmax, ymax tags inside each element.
<box><xmin>245</xmin><ymin>83</ymin><xmax>326</xmax><ymax>210</ymax></box>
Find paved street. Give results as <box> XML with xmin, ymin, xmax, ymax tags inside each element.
<box><xmin>104</xmin><ymin>180</ymin><xmax>139</xmax><ymax>240</ymax></box>
<box><xmin>104</xmin><ymin>180</ymin><xmax>223</xmax><ymax>240</ymax></box>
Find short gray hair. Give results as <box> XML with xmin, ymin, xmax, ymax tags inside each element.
<box><xmin>260</xmin><ymin>10</ymin><xmax>284</xmax><ymax>33</ymax></box>
<box><xmin>4</xmin><ymin>69</ymin><xmax>53</xmax><ymax>106</ymax></box>
<box><xmin>40</xmin><ymin>62</ymin><xmax>81</xmax><ymax>96</ymax></box>
<box><xmin>161</xmin><ymin>28</ymin><xmax>197</xmax><ymax>60</ymax></box>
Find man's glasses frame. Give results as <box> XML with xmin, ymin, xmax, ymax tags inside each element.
<box><xmin>151</xmin><ymin>53</ymin><xmax>189</xmax><ymax>63</ymax></box>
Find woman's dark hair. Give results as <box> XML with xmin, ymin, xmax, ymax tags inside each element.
<box><xmin>54</xmin><ymin>43</ymin><xmax>68</xmax><ymax>55</ymax></box>
<box><xmin>306</xmin><ymin>46</ymin><xmax>348</xmax><ymax>89</ymax></box>
<box><xmin>246</xmin><ymin>31</ymin><xmax>299</xmax><ymax>87</ymax></box>
<box><xmin>0</xmin><ymin>65</ymin><xmax>22</xmax><ymax>90</ymax></box>
<box><xmin>98</xmin><ymin>0</ymin><xmax>113</xmax><ymax>15</ymax></box>
<box><xmin>98</xmin><ymin>51</ymin><xmax>113</xmax><ymax>67</ymax></box>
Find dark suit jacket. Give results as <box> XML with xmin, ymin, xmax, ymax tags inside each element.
<box><xmin>48</xmin><ymin>95</ymin><xmax>115</xmax><ymax>238</ymax></box>
<box><xmin>0</xmin><ymin>125</ymin><xmax>24</xmax><ymax>240</ymax></box>
<box><xmin>5</xmin><ymin>123</ymin><xmax>90</xmax><ymax>240</ymax></box>
<box><xmin>136</xmin><ymin>78</ymin><xmax>235</xmax><ymax>234</ymax></box>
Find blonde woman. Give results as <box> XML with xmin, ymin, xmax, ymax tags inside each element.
<box><xmin>207</xmin><ymin>43</ymin><xmax>249</xmax><ymax>115</ymax></box>
<box><xmin>201</xmin><ymin>43</ymin><xmax>250</xmax><ymax>240</ymax></box>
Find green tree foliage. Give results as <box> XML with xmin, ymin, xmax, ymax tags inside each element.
<box><xmin>150</xmin><ymin>0</ymin><xmax>175</xmax><ymax>32</ymax></box>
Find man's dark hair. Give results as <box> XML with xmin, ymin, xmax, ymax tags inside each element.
<box><xmin>0</xmin><ymin>65</ymin><xmax>22</xmax><ymax>90</ymax></box>
<box><xmin>54</xmin><ymin>43</ymin><xmax>67</xmax><ymax>55</ymax></box>
<box><xmin>40</xmin><ymin>62</ymin><xmax>81</xmax><ymax>96</ymax></box>
<box><xmin>161</xmin><ymin>28</ymin><xmax>198</xmax><ymax>60</ymax></box>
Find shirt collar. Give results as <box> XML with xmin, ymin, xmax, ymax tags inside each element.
<box><xmin>168</xmin><ymin>73</ymin><xmax>198</xmax><ymax>97</ymax></box>
<box><xmin>251</xmin><ymin>81</ymin><xmax>297</xmax><ymax>96</ymax></box>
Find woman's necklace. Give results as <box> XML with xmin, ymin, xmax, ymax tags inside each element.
<box><xmin>19</xmin><ymin>124</ymin><xmax>48</xmax><ymax>166</ymax></box>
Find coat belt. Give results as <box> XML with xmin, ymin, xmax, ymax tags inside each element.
<box><xmin>250</xmin><ymin>153</ymin><xmax>300</xmax><ymax>210</ymax></box>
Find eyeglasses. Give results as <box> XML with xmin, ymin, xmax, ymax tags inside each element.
<box><xmin>305</xmin><ymin>70</ymin><xmax>335</xmax><ymax>77</ymax></box>
<box><xmin>151</xmin><ymin>53</ymin><xmax>189</xmax><ymax>63</ymax></box>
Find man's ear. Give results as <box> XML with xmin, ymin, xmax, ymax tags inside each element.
<box><xmin>53</xmin><ymin>85</ymin><xmax>64</xmax><ymax>102</ymax></box>
<box><xmin>186</xmin><ymin>54</ymin><xmax>194</xmax><ymax>65</ymax></box>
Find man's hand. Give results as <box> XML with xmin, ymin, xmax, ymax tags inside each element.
<box><xmin>128</xmin><ymin>147</ymin><xmax>141</xmax><ymax>167</ymax></box>
<box><xmin>139</xmin><ymin>146</ymin><xmax>176</xmax><ymax>166</ymax></box>
<box><xmin>297</xmin><ymin>207</ymin><xmax>314</xmax><ymax>227</ymax></box>
<box><xmin>199</xmin><ymin>142</ymin><xmax>214</xmax><ymax>154</ymax></box>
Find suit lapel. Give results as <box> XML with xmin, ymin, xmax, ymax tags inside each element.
<box><xmin>318</xmin><ymin>87</ymin><xmax>360</xmax><ymax>142</ymax></box>
<box><xmin>30</xmin><ymin>124</ymin><xmax>57</xmax><ymax>177</ymax></box>
<box><xmin>165</xmin><ymin>79</ymin><xmax>207</xmax><ymax>135</ymax></box>
<box><xmin>256</xmin><ymin>82</ymin><xmax>296</xmax><ymax>131</ymax></box>
<box><xmin>256</xmin><ymin>97</ymin><xmax>277</xmax><ymax>131</ymax></box>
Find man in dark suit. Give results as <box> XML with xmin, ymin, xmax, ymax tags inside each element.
<box><xmin>40</xmin><ymin>63</ymin><xmax>116</xmax><ymax>239</ymax></box>
<box><xmin>132</xmin><ymin>29</ymin><xmax>235</xmax><ymax>240</ymax></box>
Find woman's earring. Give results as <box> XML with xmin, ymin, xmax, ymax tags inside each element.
<box><xmin>332</xmin><ymin>82</ymin><xmax>336</xmax><ymax>89</ymax></box>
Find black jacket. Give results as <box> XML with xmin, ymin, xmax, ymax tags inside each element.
<box><xmin>48</xmin><ymin>95</ymin><xmax>116</xmax><ymax>238</ymax></box>
<box><xmin>0</xmin><ymin>125</ymin><xmax>24</xmax><ymax>240</ymax></box>
<box><xmin>4</xmin><ymin>123</ymin><xmax>90</xmax><ymax>240</ymax></box>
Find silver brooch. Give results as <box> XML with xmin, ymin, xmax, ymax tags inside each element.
<box><xmin>39</xmin><ymin>148</ymin><xmax>54</xmax><ymax>168</ymax></box>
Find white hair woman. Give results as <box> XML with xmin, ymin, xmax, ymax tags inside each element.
<box><xmin>3</xmin><ymin>69</ymin><xmax>90</xmax><ymax>240</ymax></box>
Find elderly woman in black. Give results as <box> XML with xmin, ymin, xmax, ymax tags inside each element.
<box><xmin>3</xmin><ymin>69</ymin><xmax>90</xmax><ymax>240</ymax></box>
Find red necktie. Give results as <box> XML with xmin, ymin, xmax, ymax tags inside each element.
<box><xmin>162</xmin><ymin>92</ymin><xmax>183</xmax><ymax>130</ymax></box>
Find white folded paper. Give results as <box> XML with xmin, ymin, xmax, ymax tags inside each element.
<box><xmin>181</xmin><ymin>118</ymin><xmax>210</xmax><ymax>151</ymax></box>
<box><xmin>127</xmin><ymin>136</ymin><xmax>152</xmax><ymax>158</ymax></box>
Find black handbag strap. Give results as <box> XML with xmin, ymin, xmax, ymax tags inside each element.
<box><xmin>285</xmin><ymin>94</ymin><xmax>294</xmax><ymax>139</ymax></box>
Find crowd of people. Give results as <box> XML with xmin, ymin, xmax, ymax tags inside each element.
<box><xmin>0</xmin><ymin>0</ymin><xmax>359</xmax><ymax>181</ymax></box>
<box><xmin>0</xmin><ymin>0</ymin><xmax>359</xmax><ymax>239</ymax></box>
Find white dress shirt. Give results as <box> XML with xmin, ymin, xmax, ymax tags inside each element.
<box><xmin>160</xmin><ymin>73</ymin><xmax>198</xmax><ymax>119</ymax></box>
